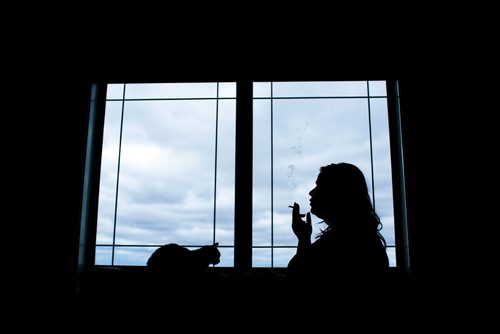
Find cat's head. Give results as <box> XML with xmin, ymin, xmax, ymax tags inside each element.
<box><xmin>206</xmin><ymin>242</ymin><xmax>220</xmax><ymax>265</ymax></box>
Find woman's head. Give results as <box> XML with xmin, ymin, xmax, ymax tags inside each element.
<box><xmin>309</xmin><ymin>163</ymin><xmax>380</xmax><ymax>231</ymax></box>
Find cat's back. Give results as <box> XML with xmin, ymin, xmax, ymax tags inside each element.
<box><xmin>147</xmin><ymin>243</ymin><xmax>189</xmax><ymax>270</ymax></box>
<box><xmin>146</xmin><ymin>242</ymin><xmax>220</xmax><ymax>274</ymax></box>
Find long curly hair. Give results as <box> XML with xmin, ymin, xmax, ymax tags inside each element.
<box><xmin>315</xmin><ymin>162</ymin><xmax>386</xmax><ymax>247</ymax></box>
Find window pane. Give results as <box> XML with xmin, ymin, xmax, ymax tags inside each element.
<box><xmin>96</xmin><ymin>102</ymin><xmax>122</xmax><ymax>245</ymax></box>
<box><xmin>253</xmin><ymin>82</ymin><xmax>271</xmax><ymax>98</ymax></box>
<box><xmin>95</xmin><ymin>246</ymin><xmax>113</xmax><ymax>265</ymax></box>
<box><xmin>273</xmin><ymin>248</ymin><xmax>296</xmax><ymax>268</ymax></box>
<box><xmin>272</xmin><ymin>81</ymin><xmax>367</xmax><ymax>97</ymax></box>
<box><xmin>113</xmin><ymin>247</ymin><xmax>154</xmax><ymax>266</ymax></box>
<box><xmin>253</xmin><ymin>81</ymin><xmax>396</xmax><ymax>267</ymax></box>
<box><xmin>386</xmin><ymin>246</ymin><xmax>396</xmax><ymax>267</ymax></box>
<box><xmin>114</xmin><ymin>100</ymin><xmax>218</xmax><ymax>246</ymax></box>
<box><xmin>107</xmin><ymin>84</ymin><xmax>124</xmax><ymax>99</ymax></box>
<box><xmin>369</xmin><ymin>80</ymin><xmax>387</xmax><ymax>96</ymax></box>
<box><xmin>253</xmin><ymin>99</ymin><xmax>272</xmax><ymax>246</ymax></box>
<box><xmin>370</xmin><ymin>97</ymin><xmax>395</xmax><ymax>247</ymax></box>
<box><xmin>218</xmin><ymin>247</ymin><xmax>234</xmax><ymax>267</ymax></box>
<box><xmin>218</xmin><ymin>82</ymin><xmax>236</xmax><ymax>98</ymax></box>
<box><xmin>96</xmin><ymin>83</ymin><xmax>236</xmax><ymax>266</ymax></box>
<box><xmin>214</xmin><ymin>100</ymin><xmax>236</xmax><ymax>247</ymax></box>
<box><xmin>125</xmin><ymin>83</ymin><xmax>218</xmax><ymax>99</ymax></box>
<box><xmin>253</xmin><ymin>248</ymin><xmax>271</xmax><ymax>267</ymax></box>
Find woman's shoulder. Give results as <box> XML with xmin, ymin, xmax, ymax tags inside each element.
<box><xmin>311</xmin><ymin>235</ymin><xmax>332</xmax><ymax>249</ymax></box>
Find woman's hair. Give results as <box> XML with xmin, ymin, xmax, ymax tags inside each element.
<box><xmin>316</xmin><ymin>162</ymin><xmax>386</xmax><ymax>247</ymax></box>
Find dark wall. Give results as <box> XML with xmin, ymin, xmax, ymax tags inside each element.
<box><xmin>24</xmin><ymin>60</ymin><xmax>445</xmax><ymax>301</ymax></box>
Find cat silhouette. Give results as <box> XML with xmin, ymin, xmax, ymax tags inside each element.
<box><xmin>146</xmin><ymin>242</ymin><xmax>220</xmax><ymax>277</ymax></box>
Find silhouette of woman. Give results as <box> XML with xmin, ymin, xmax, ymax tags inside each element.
<box><xmin>287</xmin><ymin>162</ymin><xmax>389</xmax><ymax>288</ymax></box>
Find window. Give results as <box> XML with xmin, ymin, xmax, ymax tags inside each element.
<box><xmin>81</xmin><ymin>80</ymin><xmax>408</xmax><ymax>272</ymax></box>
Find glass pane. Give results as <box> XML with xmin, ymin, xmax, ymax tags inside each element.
<box><xmin>253</xmin><ymin>99</ymin><xmax>272</xmax><ymax>246</ymax></box>
<box><xmin>125</xmin><ymin>83</ymin><xmax>218</xmax><ymax>99</ymax></box>
<box><xmin>96</xmin><ymin>101</ymin><xmax>122</xmax><ymax>245</ymax></box>
<box><xmin>114</xmin><ymin>100</ymin><xmax>218</xmax><ymax>246</ymax></box>
<box><xmin>114</xmin><ymin>247</ymin><xmax>154</xmax><ymax>266</ymax></box>
<box><xmin>369</xmin><ymin>80</ymin><xmax>387</xmax><ymax>96</ymax></box>
<box><xmin>253</xmin><ymin>82</ymin><xmax>271</xmax><ymax>98</ymax></box>
<box><xmin>107</xmin><ymin>84</ymin><xmax>124</xmax><ymax>99</ymax></box>
<box><xmin>218</xmin><ymin>82</ymin><xmax>236</xmax><ymax>98</ymax></box>
<box><xmin>253</xmin><ymin>248</ymin><xmax>271</xmax><ymax>267</ymax></box>
<box><xmin>95</xmin><ymin>246</ymin><xmax>112</xmax><ymax>265</ymax></box>
<box><xmin>370</xmin><ymin>98</ymin><xmax>396</xmax><ymax>249</ymax></box>
<box><xmin>217</xmin><ymin>247</ymin><xmax>234</xmax><ymax>267</ymax></box>
<box><xmin>273</xmin><ymin>247</ymin><xmax>296</xmax><ymax>268</ymax></box>
<box><xmin>386</xmin><ymin>246</ymin><xmax>396</xmax><ymax>267</ymax></box>
<box><xmin>273</xmin><ymin>81</ymin><xmax>367</xmax><ymax>97</ymax></box>
<box><xmin>214</xmin><ymin>100</ymin><xmax>236</xmax><ymax>247</ymax></box>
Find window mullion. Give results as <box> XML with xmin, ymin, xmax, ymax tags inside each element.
<box><xmin>77</xmin><ymin>83</ymin><xmax>107</xmax><ymax>291</ymax></box>
<box><xmin>386</xmin><ymin>80</ymin><xmax>410</xmax><ymax>274</ymax></box>
<box><xmin>234</xmin><ymin>80</ymin><xmax>253</xmax><ymax>270</ymax></box>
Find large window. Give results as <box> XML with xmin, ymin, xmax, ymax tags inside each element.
<box><xmin>84</xmin><ymin>80</ymin><xmax>406</xmax><ymax>270</ymax></box>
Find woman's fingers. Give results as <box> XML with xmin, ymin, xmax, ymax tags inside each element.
<box><xmin>291</xmin><ymin>202</ymin><xmax>306</xmax><ymax>219</ymax></box>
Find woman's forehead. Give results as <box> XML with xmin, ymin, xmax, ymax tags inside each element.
<box><xmin>316</xmin><ymin>170</ymin><xmax>337</xmax><ymax>185</ymax></box>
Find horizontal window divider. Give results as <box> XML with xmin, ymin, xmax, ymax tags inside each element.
<box><xmin>253</xmin><ymin>95</ymin><xmax>387</xmax><ymax>100</ymax></box>
<box><xmin>106</xmin><ymin>97</ymin><xmax>236</xmax><ymax>101</ymax></box>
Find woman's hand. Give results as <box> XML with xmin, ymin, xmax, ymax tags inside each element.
<box><xmin>291</xmin><ymin>202</ymin><xmax>312</xmax><ymax>242</ymax></box>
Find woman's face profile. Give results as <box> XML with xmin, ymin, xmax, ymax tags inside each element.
<box><xmin>309</xmin><ymin>172</ymin><xmax>333</xmax><ymax>219</ymax></box>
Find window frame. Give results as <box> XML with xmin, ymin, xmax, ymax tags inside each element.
<box><xmin>78</xmin><ymin>79</ymin><xmax>410</xmax><ymax>277</ymax></box>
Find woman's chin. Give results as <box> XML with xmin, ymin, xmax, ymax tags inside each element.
<box><xmin>310</xmin><ymin>208</ymin><xmax>322</xmax><ymax>219</ymax></box>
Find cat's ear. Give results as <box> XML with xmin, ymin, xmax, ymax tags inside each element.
<box><xmin>214</xmin><ymin>242</ymin><xmax>219</xmax><ymax>247</ymax></box>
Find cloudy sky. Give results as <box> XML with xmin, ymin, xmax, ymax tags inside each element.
<box><xmin>95</xmin><ymin>81</ymin><xmax>396</xmax><ymax>268</ymax></box>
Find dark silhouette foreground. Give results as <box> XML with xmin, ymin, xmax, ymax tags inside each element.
<box><xmin>287</xmin><ymin>162</ymin><xmax>389</xmax><ymax>297</ymax></box>
<box><xmin>79</xmin><ymin>163</ymin><xmax>403</xmax><ymax>317</ymax></box>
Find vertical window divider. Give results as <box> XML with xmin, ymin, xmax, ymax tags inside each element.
<box><xmin>234</xmin><ymin>80</ymin><xmax>253</xmax><ymax>270</ymax></box>
<box><xmin>270</xmin><ymin>82</ymin><xmax>274</xmax><ymax>267</ymax></box>
<box><xmin>111</xmin><ymin>84</ymin><xmax>127</xmax><ymax>265</ymax></box>
<box><xmin>213</xmin><ymin>83</ymin><xmax>219</xmax><ymax>244</ymax></box>
<box><xmin>77</xmin><ymin>83</ymin><xmax>107</xmax><ymax>291</ymax></box>
<box><xmin>367</xmin><ymin>81</ymin><xmax>376</xmax><ymax>209</ymax></box>
<box><xmin>387</xmin><ymin>80</ymin><xmax>410</xmax><ymax>274</ymax></box>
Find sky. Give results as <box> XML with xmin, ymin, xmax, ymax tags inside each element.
<box><xmin>94</xmin><ymin>81</ymin><xmax>397</xmax><ymax>268</ymax></box>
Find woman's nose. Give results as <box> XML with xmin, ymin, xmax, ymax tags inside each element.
<box><xmin>309</xmin><ymin>188</ymin><xmax>315</xmax><ymax>196</ymax></box>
